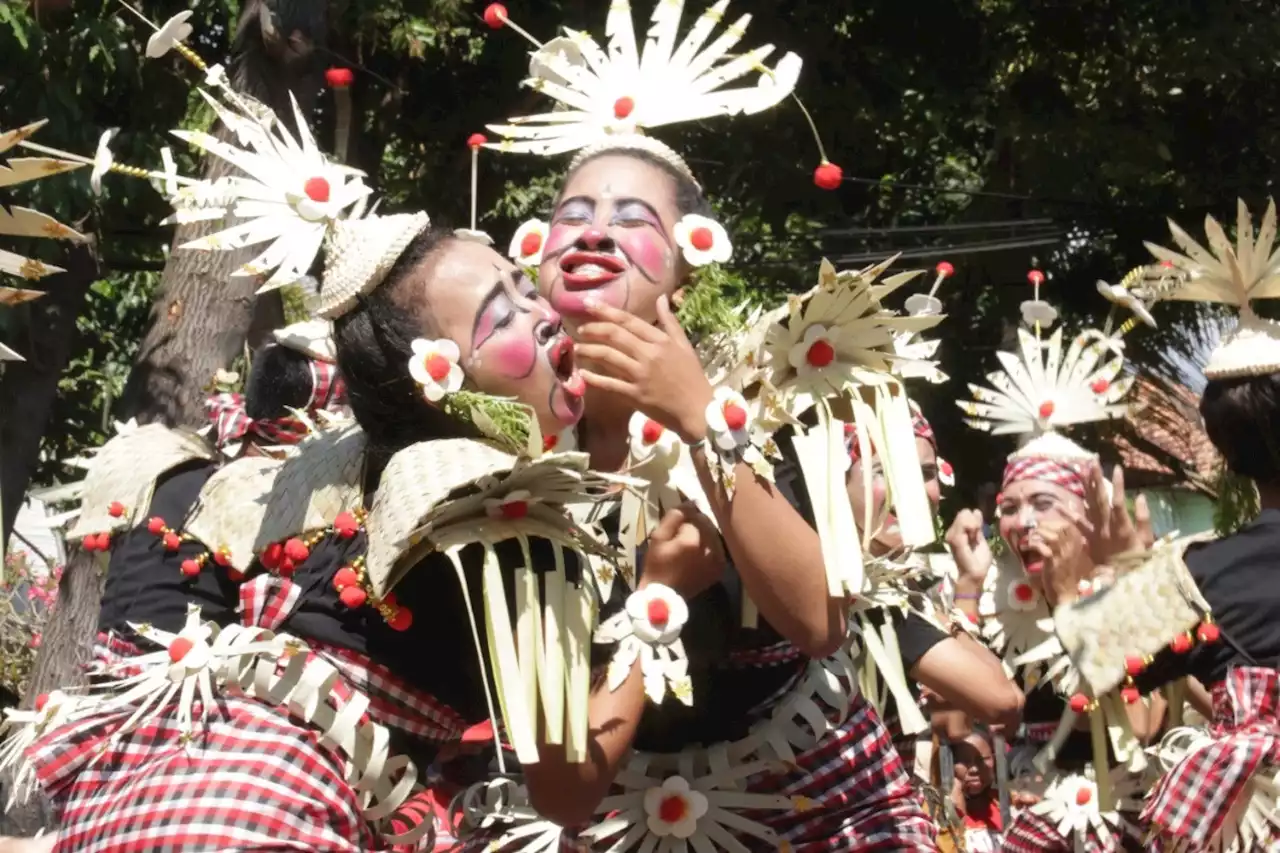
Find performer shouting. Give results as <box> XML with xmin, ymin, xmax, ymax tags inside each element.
<box><xmin>1046</xmin><ymin>200</ymin><xmax>1280</xmax><ymax>853</ymax></box>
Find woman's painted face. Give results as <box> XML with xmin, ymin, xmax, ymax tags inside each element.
<box><xmin>996</xmin><ymin>478</ymin><xmax>1086</xmax><ymax>577</ymax></box>
<box><xmin>952</xmin><ymin>735</ymin><xmax>994</xmax><ymax>797</ymax></box>
<box><xmin>537</xmin><ymin>154</ymin><xmax>683</xmax><ymax>323</ymax></box>
<box><xmin>846</xmin><ymin>437</ymin><xmax>941</xmax><ymax>556</ymax></box>
<box><xmin>419</xmin><ymin>240</ymin><xmax>586</xmax><ymax>433</ymax></box>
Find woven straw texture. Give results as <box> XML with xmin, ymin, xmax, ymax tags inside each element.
<box><xmin>69</xmin><ymin>425</ymin><xmax>214</xmax><ymax>541</ymax></box>
<box><xmin>1055</xmin><ymin>538</ymin><xmax>1211</xmax><ymax>694</ymax></box>
<box><xmin>254</xmin><ymin>424</ymin><xmax>367</xmax><ymax>550</ymax></box>
<box><xmin>316</xmin><ymin>212</ymin><xmax>429</xmax><ymax>320</ymax></box>
<box><xmin>184</xmin><ymin>456</ymin><xmax>281</xmax><ymax>570</ymax></box>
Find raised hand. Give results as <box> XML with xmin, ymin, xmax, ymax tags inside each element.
<box><xmin>574</xmin><ymin>294</ymin><xmax>715</xmax><ymax>443</ymax></box>
<box><xmin>1079</xmin><ymin>462</ymin><xmax>1154</xmax><ymax>563</ymax></box>
<box><xmin>946</xmin><ymin>509</ymin><xmax>994</xmax><ymax>583</ymax></box>
<box><xmin>1026</xmin><ymin>518</ymin><xmax>1092</xmax><ymax>606</ymax></box>
<box><xmin>641</xmin><ymin>502</ymin><xmax>725</xmax><ymax>599</ymax></box>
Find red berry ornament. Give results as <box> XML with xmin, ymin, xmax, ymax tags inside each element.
<box><xmin>806</xmin><ymin>338</ymin><xmax>835</xmax><ymax>367</ymax></box>
<box><xmin>482</xmin><ymin>3</ymin><xmax>507</xmax><ymax>28</ymax></box>
<box><xmin>813</xmin><ymin>161</ymin><xmax>843</xmax><ymax>190</ymax></box>
<box><xmin>1075</xmin><ymin>787</ymin><xmax>1092</xmax><ymax>806</ymax></box>
<box><xmin>35</xmin><ymin>693</ymin><xmax>49</xmax><ymax>712</ymax></box>
<box><xmin>324</xmin><ymin>67</ymin><xmax>354</xmax><ymax>88</ymax></box>
<box><xmin>333</xmin><ymin>512</ymin><xmax>359</xmax><ymax>539</ymax></box>
<box><xmin>1197</xmin><ymin>621</ymin><xmax>1220</xmax><ymax>643</ymax></box>
<box><xmin>387</xmin><ymin>607</ymin><xmax>414</xmax><ymax>631</ymax></box>
<box><xmin>467</xmin><ymin>132</ymin><xmax>487</xmax><ymax>149</ymax></box>
<box><xmin>613</xmin><ymin>96</ymin><xmax>635</xmax><ymax>120</ymax></box>
<box><xmin>658</xmin><ymin>795</ymin><xmax>687</xmax><ymax>823</ymax></box>
<box><xmin>543</xmin><ymin>434</ymin><xmax>559</xmax><ymax>452</ymax></box>
<box><xmin>1027</xmin><ymin>270</ymin><xmax>1045</xmax><ymax>286</ymax></box>
<box><xmin>1091</xmin><ymin>378</ymin><xmax>1110</xmax><ymax>394</ymax></box>
<box><xmin>935</xmin><ymin>261</ymin><xmax>955</xmax><ymax>277</ymax></box>
<box><xmin>108</xmin><ymin>501</ymin><xmax>125</xmax><ymax>518</ymax></box>
<box><xmin>168</xmin><ymin>637</ymin><xmax>194</xmax><ymax>663</ymax></box>
<box><xmin>641</xmin><ymin>419</ymin><xmax>664</xmax><ymax>444</ymax></box>
<box><xmin>647</xmin><ymin>598</ymin><xmax>670</xmax><ymax>628</ymax></box>
<box><xmin>689</xmin><ymin>227</ymin><xmax>714</xmax><ymax>252</ymax></box>
<box><xmin>340</xmin><ymin>586</ymin><xmax>368</xmax><ymax>608</ymax></box>
<box><xmin>1170</xmin><ymin>632</ymin><xmax>1193</xmax><ymax>654</ymax></box>
<box><xmin>1068</xmin><ymin>693</ymin><xmax>1090</xmax><ymax>714</ymax></box>
<box><xmin>424</xmin><ymin>354</ymin><xmax>451</xmax><ymax>382</ymax></box>
<box><xmin>180</xmin><ymin>559</ymin><xmax>201</xmax><ymax>578</ymax></box>
<box><xmin>284</xmin><ymin>538</ymin><xmax>310</xmax><ymax>563</ymax></box>
<box><xmin>261</xmin><ymin>542</ymin><xmax>284</xmax><ymax>570</ymax></box>
<box><xmin>303</xmin><ymin>176</ymin><xmax>330</xmax><ymax>203</ymax></box>
<box><xmin>722</xmin><ymin>402</ymin><xmax>748</xmax><ymax>432</ymax></box>
<box><xmin>1038</xmin><ymin>401</ymin><xmax>1055</xmax><ymax>419</ymax></box>
<box><xmin>148</xmin><ymin>516</ymin><xmax>166</xmax><ymax>535</ymax></box>
<box><xmin>520</xmin><ymin>231</ymin><xmax>543</xmax><ymax>257</ymax></box>
<box><xmin>279</xmin><ymin>557</ymin><xmax>296</xmax><ymax>577</ymax></box>
<box><xmin>1013</xmin><ymin>582</ymin><xmax>1035</xmax><ymax>603</ymax></box>
<box><xmin>213</xmin><ymin>548</ymin><xmax>231</xmax><ymax>567</ymax></box>
<box><xmin>1124</xmin><ymin>655</ymin><xmax>1146</xmax><ymax>677</ymax></box>
<box><xmin>163</xmin><ymin>532</ymin><xmax>181</xmax><ymax>552</ymax></box>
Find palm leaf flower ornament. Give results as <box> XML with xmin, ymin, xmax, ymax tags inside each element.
<box><xmin>1142</xmin><ymin>198</ymin><xmax>1280</xmax><ymax>379</ymax></box>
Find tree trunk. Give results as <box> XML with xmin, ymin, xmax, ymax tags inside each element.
<box><xmin>0</xmin><ymin>0</ymin><xmax>330</xmax><ymax>834</ymax></box>
<box><xmin>0</xmin><ymin>244</ymin><xmax>98</xmax><ymax>545</ymax></box>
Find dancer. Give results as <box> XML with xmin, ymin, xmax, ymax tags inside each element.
<box><xmin>946</xmin><ymin>270</ymin><xmax>1164</xmax><ymax>852</ymax></box>
<box><xmin>464</xmin><ymin>2</ymin><xmax>944</xmax><ymax>849</ymax></box>
<box><xmin>1048</xmin><ymin>199</ymin><xmax>1280</xmax><ymax>853</ymax></box>
<box><xmin>0</xmin><ymin>25</ymin><xmax>640</xmax><ymax>849</ymax></box>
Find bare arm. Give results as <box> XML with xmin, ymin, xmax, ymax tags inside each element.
<box><xmin>693</xmin><ymin>445</ymin><xmax>847</xmax><ymax>658</ymax></box>
<box><xmin>523</xmin><ymin>657</ymin><xmax>646</xmax><ymax>827</ymax></box>
<box><xmin>912</xmin><ymin>633</ymin><xmax>1024</xmax><ymax>731</ymax></box>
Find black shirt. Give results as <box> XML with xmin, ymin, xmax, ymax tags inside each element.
<box><xmin>1138</xmin><ymin>508</ymin><xmax>1280</xmax><ymax>691</ymax></box>
<box><xmin>97</xmin><ymin>461</ymin><xmax>240</xmax><ymax>634</ymax></box>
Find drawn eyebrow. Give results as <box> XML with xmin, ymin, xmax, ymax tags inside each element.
<box><xmin>470</xmin><ymin>271</ymin><xmax>508</xmax><ymax>349</ymax></box>
<box><xmin>553</xmin><ymin>195</ymin><xmax>594</xmax><ymax>216</ymax></box>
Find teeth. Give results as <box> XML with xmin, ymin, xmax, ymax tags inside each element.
<box><xmin>574</xmin><ymin>263</ymin><xmax>608</xmax><ymax>277</ymax></box>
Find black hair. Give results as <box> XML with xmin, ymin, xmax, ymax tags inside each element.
<box><xmin>1200</xmin><ymin>372</ymin><xmax>1280</xmax><ymax>487</ymax></box>
<box><xmin>555</xmin><ymin>147</ymin><xmax>713</xmax><ymax>221</ymax></box>
<box><xmin>244</xmin><ymin>343</ymin><xmax>316</xmax><ymax>420</ymax></box>
<box><xmin>333</xmin><ymin>225</ymin><xmax>484</xmax><ymax>472</ymax></box>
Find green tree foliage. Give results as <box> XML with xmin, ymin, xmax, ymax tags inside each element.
<box><xmin>4</xmin><ymin>0</ymin><xmax>1279</xmax><ymax>520</ymax></box>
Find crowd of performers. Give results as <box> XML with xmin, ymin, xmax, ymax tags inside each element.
<box><xmin>3</xmin><ymin>2</ymin><xmax>1280</xmax><ymax>852</ymax></box>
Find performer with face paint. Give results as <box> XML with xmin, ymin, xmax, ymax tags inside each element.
<box><xmin>944</xmin><ymin>271</ymin><xmax>1168</xmax><ymax>852</ymax></box>
<box><xmin>1047</xmin><ymin>200</ymin><xmax>1280</xmax><ymax>853</ymax></box>
<box><xmin>0</xmin><ymin>22</ymin><xmax>647</xmax><ymax>849</ymax></box>
<box><xmin>463</xmin><ymin>2</ymin><xmax>954</xmax><ymax>850</ymax></box>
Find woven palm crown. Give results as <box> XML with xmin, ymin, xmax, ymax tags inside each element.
<box><xmin>1144</xmin><ymin>198</ymin><xmax>1280</xmax><ymax>379</ymax></box>
<box><xmin>484</xmin><ymin>0</ymin><xmax>802</xmax><ymax>186</ymax></box>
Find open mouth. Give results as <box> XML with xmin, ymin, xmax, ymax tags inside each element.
<box><xmin>548</xmin><ymin>334</ymin><xmax>586</xmax><ymax>399</ymax></box>
<box><xmin>1017</xmin><ymin>546</ymin><xmax>1045</xmax><ymax>574</ymax></box>
<box><xmin>559</xmin><ymin>251</ymin><xmax>626</xmax><ymax>290</ymax></box>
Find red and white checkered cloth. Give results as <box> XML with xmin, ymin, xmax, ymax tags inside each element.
<box><xmin>1000</xmin><ymin>808</ymin><xmax>1142</xmax><ymax>853</ymax></box>
<box><xmin>1001</xmin><ymin>455</ymin><xmax>1088</xmax><ymax>499</ymax></box>
<box><xmin>846</xmin><ymin>404</ymin><xmax>935</xmax><ymax>463</ymax></box>
<box><xmin>206</xmin><ymin>360</ymin><xmax>347</xmax><ymax>449</ymax></box>
<box><xmin>1141</xmin><ymin>666</ymin><xmax>1280</xmax><ymax>850</ymax></box>
<box><xmin>459</xmin><ymin>690</ymin><xmax>938</xmax><ymax>852</ymax></box>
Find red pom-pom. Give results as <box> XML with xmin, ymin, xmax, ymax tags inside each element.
<box><xmin>1068</xmin><ymin>693</ymin><xmax>1090</xmax><ymax>714</ymax></box>
<box><xmin>1013</xmin><ymin>582</ymin><xmax>1035</xmax><ymax>603</ymax></box>
<box><xmin>180</xmin><ymin>559</ymin><xmax>201</xmax><ymax>578</ymax></box>
<box><xmin>387</xmin><ymin>607</ymin><xmax>413</xmax><ymax>631</ymax></box>
<box><xmin>1091</xmin><ymin>378</ymin><xmax>1110</xmax><ymax>394</ymax></box>
<box><xmin>1197</xmin><ymin>621</ymin><xmax>1220</xmax><ymax>643</ymax></box>
<box><xmin>940</xmin><ymin>461</ymin><xmax>954</xmax><ymax>477</ymax></box>
<box><xmin>108</xmin><ymin>501</ymin><xmax>125</xmax><ymax>518</ymax></box>
<box><xmin>333</xmin><ymin>566</ymin><xmax>359</xmax><ymax>590</ymax></box>
<box><xmin>520</xmin><ymin>231</ymin><xmax>543</xmax><ymax>257</ymax></box>
<box><xmin>613</xmin><ymin>96</ymin><xmax>635</xmax><ymax>120</ymax></box>
<box><xmin>227</xmin><ymin>568</ymin><xmax>245</xmax><ymax>583</ymax></box>
<box><xmin>80</xmin><ymin>533</ymin><xmax>99</xmax><ymax>553</ymax></box>
<box><xmin>1121</xmin><ymin>686</ymin><xmax>1141</xmax><ymax>704</ymax></box>
<box><xmin>1027</xmin><ymin>270</ymin><xmax>1045</xmax><ymax>286</ymax></box>
<box><xmin>278</xmin><ymin>557</ymin><xmax>296</xmax><ymax>577</ymax></box>
<box><xmin>1170</xmin><ymin>632</ymin><xmax>1193</xmax><ymax>654</ymax></box>
<box><xmin>806</xmin><ymin>339</ymin><xmax>835</xmax><ymax>367</ymax></box>
<box><xmin>935</xmin><ymin>261</ymin><xmax>955</xmax><ymax>278</ymax></box>
<box><xmin>813</xmin><ymin>161</ymin><xmax>843</xmax><ymax>190</ymax></box>
<box><xmin>34</xmin><ymin>693</ymin><xmax>49</xmax><ymax>713</ymax></box>
<box><xmin>213</xmin><ymin>548</ymin><xmax>231</xmax><ymax>567</ymax></box>
<box><xmin>1038</xmin><ymin>401</ymin><xmax>1055</xmax><ymax>419</ymax></box>
<box><xmin>500</xmin><ymin>501</ymin><xmax>529</xmax><ymax>520</ymax></box>
<box><xmin>1075</xmin><ymin>787</ymin><xmax>1092</xmax><ymax>806</ymax></box>
<box><xmin>333</xmin><ymin>511</ymin><xmax>359</xmax><ymax>539</ymax></box>
<box><xmin>260</xmin><ymin>542</ymin><xmax>284</xmax><ymax>570</ymax></box>
<box><xmin>340</xmin><ymin>586</ymin><xmax>368</xmax><ymax>608</ymax></box>
<box><xmin>168</xmin><ymin>637</ymin><xmax>194</xmax><ymax>663</ymax></box>
<box><xmin>467</xmin><ymin>132</ymin><xmax>487</xmax><ymax>150</ymax></box>
<box><xmin>722</xmin><ymin>402</ymin><xmax>748</xmax><ymax>432</ymax></box>
<box><xmin>1124</xmin><ymin>655</ymin><xmax>1146</xmax><ymax>677</ymax></box>
<box><xmin>303</xmin><ymin>176</ymin><xmax>330</xmax><ymax>203</ymax></box>
<box><xmin>646</xmin><ymin>598</ymin><xmax>670</xmax><ymax>627</ymax></box>
<box><xmin>284</xmin><ymin>538</ymin><xmax>310</xmax><ymax>563</ymax></box>
<box><xmin>641</xmin><ymin>419</ymin><xmax>664</xmax><ymax>444</ymax></box>
<box><xmin>543</xmin><ymin>434</ymin><xmax>559</xmax><ymax>452</ymax></box>
<box><xmin>147</xmin><ymin>516</ymin><xmax>166</xmax><ymax>535</ymax></box>
<box><xmin>163</xmin><ymin>532</ymin><xmax>181</xmax><ymax>552</ymax></box>
<box><xmin>658</xmin><ymin>794</ymin><xmax>687</xmax><ymax>823</ymax></box>
<box><xmin>324</xmin><ymin>67</ymin><xmax>354</xmax><ymax>88</ymax></box>
<box><xmin>482</xmin><ymin>3</ymin><xmax>507</xmax><ymax>28</ymax></box>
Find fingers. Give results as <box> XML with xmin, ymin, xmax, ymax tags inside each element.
<box><xmin>581</xmin><ymin>298</ymin><xmax>665</xmax><ymax>345</ymax></box>
<box><xmin>1134</xmin><ymin>493</ymin><xmax>1155</xmax><ymax>547</ymax></box>
<box><xmin>580</xmin><ymin>369</ymin><xmax>633</xmax><ymax>396</ymax></box>
<box><xmin>1061</xmin><ymin>503</ymin><xmax>1096</xmax><ymax>536</ymax></box>
<box><xmin>576</xmin><ymin>321</ymin><xmax>650</xmax><ymax>359</ymax></box>
<box><xmin>575</xmin><ymin>342</ymin><xmax>640</xmax><ymax>380</ymax></box>
<box><xmin>652</xmin><ymin>505</ymin><xmax>689</xmax><ymax>541</ymax></box>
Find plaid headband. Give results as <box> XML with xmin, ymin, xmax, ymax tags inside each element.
<box><xmin>1000</xmin><ymin>454</ymin><xmax>1088</xmax><ymax>499</ymax></box>
<box><xmin>846</xmin><ymin>404</ymin><xmax>936</xmax><ymax>463</ymax></box>
<box><xmin>206</xmin><ymin>360</ymin><xmax>347</xmax><ymax>450</ymax></box>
